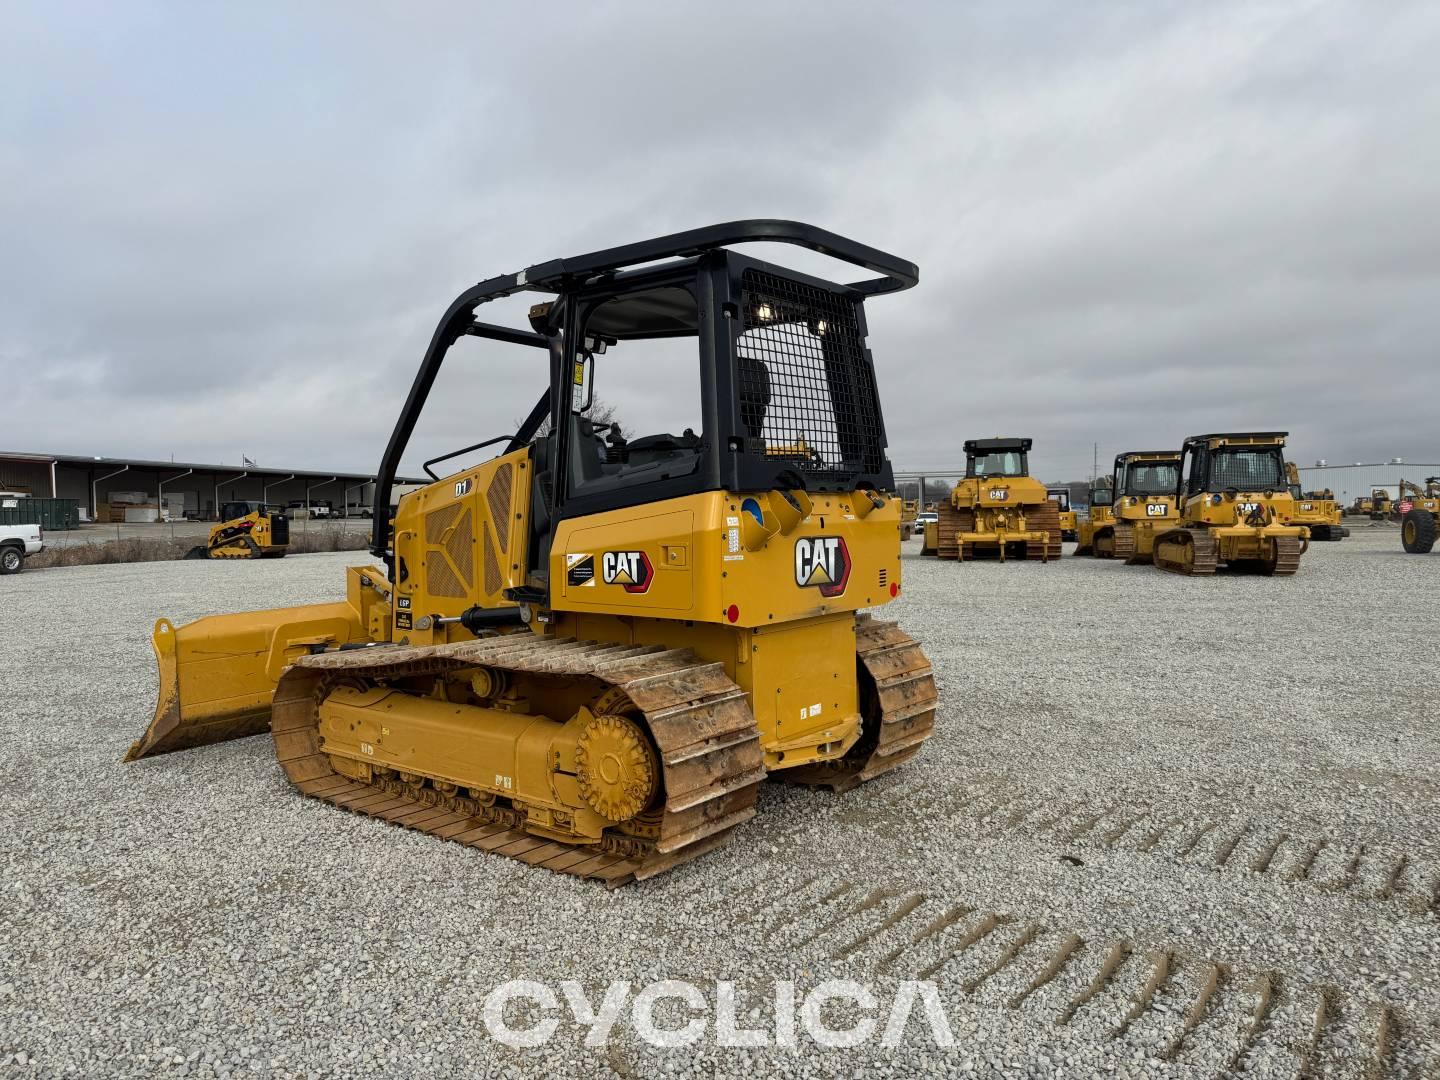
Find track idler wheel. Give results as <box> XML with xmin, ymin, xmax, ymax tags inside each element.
<box><xmin>575</xmin><ymin>713</ymin><xmax>660</xmax><ymax>822</ymax></box>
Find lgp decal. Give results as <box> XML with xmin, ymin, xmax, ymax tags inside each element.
<box><xmin>794</xmin><ymin>536</ymin><xmax>851</xmax><ymax>598</ymax></box>
<box><xmin>602</xmin><ymin>550</ymin><xmax>653</xmax><ymax>593</ymax></box>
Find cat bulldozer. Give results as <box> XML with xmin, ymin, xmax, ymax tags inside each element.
<box><xmin>1047</xmin><ymin>488</ymin><xmax>1078</xmax><ymax>542</ymax></box>
<box><xmin>1084</xmin><ymin>451</ymin><xmax>1183</xmax><ymax>563</ymax></box>
<box><xmin>187</xmin><ymin>502</ymin><xmax>289</xmax><ymax>559</ymax></box>
<box><xmin>1153</xmin><ymin>432</ymin><xmax>1308</xmax><ymax>576</ymax></box>
<box><xmin>1071</xmin><ymin>478</ymin><xmax>1115</xmax><ymax>556</ymax></box>
<box><xmin>1284</xmin><ymin>463</ymin><xmax>1348</xmax><ymax>541</ymax></box>
<box><xmin>1400</xmin><ymin>478</ymin><xmax>1439</xmax><ymax>554</ymax></box>
<box><xmin>900</xmin><ymin>498</ymin><xmax>919</xmax><ymax>538</ymax></box>
<box><xmin>124</xmin><ymin>221</ymin><xmax>939</xmax><ymax>886</ymax></box>
<box><xmin>934</xmin><ymin>438</ymin><xmax>1061</xmax><ymax>561</ymax></box>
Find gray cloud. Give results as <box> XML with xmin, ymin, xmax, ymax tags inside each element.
<box><xmin>3</xmin><ymin>1</ymin><xmax>1437</xmax><ymax>482</ymax></box>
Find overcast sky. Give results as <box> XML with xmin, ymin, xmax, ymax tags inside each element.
<box><xmin>4</xmin><ymin>1</ymin><xmax>1438</xmax><ymax>483</ymax></box>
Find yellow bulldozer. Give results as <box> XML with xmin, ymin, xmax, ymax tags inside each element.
<box><xmin>933</xmin><ymin>437</ymin><xmax>1062</xmax><ymax>561</ymax></box>
<box><xmin>900</xmin><ymin>498</ymin><xmax>919</xmax><ymax>539</ymax></box>
<box><xmin>186</xmin><ymin>501</ymin><xmax>290</xmax><ymax>559</ymax></box>
<box><xmin>1047</xmin><ymin>487</ymin><xmax>1078</xmax><ymax>542</ymax></box>
<box><xmin>1071</xmin><ymin>477</ymin><xmax>1115</xmax><ymax>556</ymax></box>
<box><xmin>1085</xmin><ymin>451</ymin><xmax>1183</xmax><ymax>563</ymax></box>
<box><xmin>1400</xmin><ymin>478</ymin><xmax>1439</xmax><ymax>554</ymax></box>
<box><xmin>1349</xmin><ymin>487</ymin><xmax>1395</xmax><ymax>520</ymax></box>
<box><xmin>1283</xmin><ymin>463</ymin><xmax>1348</xmax><ymax>541</ymax></box>
<box><xmin>124</xmin><ymin>221</ymin><xmax>939</xmax><ymax>886</ymax></box>
<box><xmin>1152</xmin><ymin>432</ymin><xmax>1308</xmax><ymax>576</ymax></box>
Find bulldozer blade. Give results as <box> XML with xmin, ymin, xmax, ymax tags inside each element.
<box><xmin>126</xmin><ymin>602</ymin><xmax>367</xmax><ymax>761</ymax></box>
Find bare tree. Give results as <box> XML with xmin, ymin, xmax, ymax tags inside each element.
<box><xmin>513</xmin><ymin>396</ymin><xmax>624</xmax><ymax>440</ymax></box>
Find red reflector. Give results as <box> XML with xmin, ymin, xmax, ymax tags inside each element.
<box><xmin>726</xmin><ymin>604</ymin><xmax>740</xmax><ymax>624</ymax></box>
<box><xmin>890</xmin><ymin>582</ymin><xmax>899</xmax><ymax>597</ymax></box>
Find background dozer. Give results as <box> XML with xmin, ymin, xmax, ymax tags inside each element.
<box><xmin>125</xmin><ymin>221</ymin><xmax>939</xmax><ymax>886</ymax></box>
<box><xmin>1153</xmin><ymin>432</ymin><xmax>1309</xmax><ymax>576</ymax></box>
<box><xmin>1072</xmin><ymin>477</ymin><xmax>1114</xmax><ymax>556</ymax></box>
<box><xmin>1087</xmin><ymin>451</ymin><xmax>1182</xmax><ymax>563</ymax></box>
<box><xmin>1400</xmin><ymin>478</ymin><xmax>1439</xmax><ymax>554</ymax></box>
<box><xmin>1284</xmin><ymin>463</ymin><xmax>1348</xmax><ymax>541</ymax></box>
<box><xmin>186</xmin><ymin>501</ymin><xmax>289</xmax><ymax>559</ymax></box>
<box><xmin>933</xmin><ymin>438</ymin><xmax>1062</xmax><ymax>561</ymax></box>
<box><xmin>1047</xmin><ymin>487</ymin><xmax>1078</xmax><ymax>542</ymax></box>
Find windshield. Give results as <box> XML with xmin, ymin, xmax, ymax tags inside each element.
<box><xmin>1209</xmin><ymin>447</ymin><xmax>1287</xmax><ymax>491</ymax></box>
<box><xmin>1090</xmin><ymin>483</ymin><xmax>1113</xmax><ymax>505</ymax></box>
<box><xmin>967</xmin><ymin>451</ymin><xmax>1026</xmax><ymax>478</ymax></box>
<box><xmin>1121</xmin><ymin>461</ymin><xmax>1180</xmax><ymax>497</ymax></box>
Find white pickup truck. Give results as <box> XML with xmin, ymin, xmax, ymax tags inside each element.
<box><xmin>1</xmin><ymin>523</ymin><xmax>44</xmax><ymax>574</ymax></box>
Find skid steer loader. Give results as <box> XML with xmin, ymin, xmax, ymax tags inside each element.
<box><xmin>1153</xmin><ymin>433</ymin><xmax>1308</xmax><ymax>576</ymax></box>
<box><xmin>1071</xmin><ymin>478</ymin><xmax>1114</xmax><ymax>556</ymax></box>
<box><xmin>124</xmin><ymin>221</ymin><xmax>938</xmax><ymax>886</ymax></box>
<box><xmin>1088</xmin><ymin>451</ymin><xmax>1182</xmax><ymax>563</ymax></box>
<box><xmin>1284</xmin><ymin>463</ymin><xmax>1348</xmax><ymax>541</ymax></box>
<box><xmin>187</xmin><ymin>502</ymin><xmax>289</xmax><ymax>559</ymax></box>
<box><xmin>935</xmin><ymin>438</ymin><xmax>1061</xmax><ymax>561</ymax></box>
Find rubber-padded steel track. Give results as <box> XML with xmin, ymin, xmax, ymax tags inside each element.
<box><xmin>935</xmin><ymin>504</ymin><xmax>968</xmax><ymax>560</ymax></box>
<box><xmin>779</xmin><ymin>614</ymin><xmax>938</xmax><ymax>792</ymax></box>
<box><xmin>1113</xmin><ymin>524</ymin><xmax>1138</xmax><ymax>564</ymax></box>
<box><xmin>269</xmin><ymin>634</ymin><xmax>766</xmax><ymax>887</ymax></box>
<box><xmin>1266</xmin><ymin>535</ymin><xmax>1303</xmax><ymax>576</ymax></box>
<box><xmin>1154</xmin><ymin>528</ymin><xmax>1219</xmax><ymax>576</ymax></box>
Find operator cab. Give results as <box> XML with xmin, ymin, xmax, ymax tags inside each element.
<box><xmin>964</xmin><ymin>437</ymin><xmax>1031</xmax><ymax>479</ymax></box>
<box><xmin>1114</xmin><ymin>453</ymin><xmax>1181</xmax><ymax>499</ymax></box>
<box><xmin>371</xmin><ymin>220</ymin><xmax>917</xmax><ymax>597</ymax></box>
<box><xmin>1179</xmin><ymin>433</ymin><xmax>1289</xmax><ymax>496</ymax></box>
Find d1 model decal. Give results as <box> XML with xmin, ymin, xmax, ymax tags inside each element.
<box><xmin>794</xmin><ymin>536</ymin><xmax>851</xmax><ymax>598</ymax></box>
<box><xmin>602</xmin><ymin>550</ymin><xmax>654</xmax><ymax>593</ymax></box>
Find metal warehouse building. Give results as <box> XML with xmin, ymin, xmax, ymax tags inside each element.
<box><xmin>0</xmin><ymin>450</ymin><xmax>423</xmax><ymax>523</ymax></box>
<box><xmin>1296</xmin><ymin>461</ymin><xmax>1440</xmax><ymax>505</ymax></box>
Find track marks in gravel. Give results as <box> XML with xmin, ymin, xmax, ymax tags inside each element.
<box><xmin>704</xmin><ymin>874</ymin><xmax>1436</xmax><ymax>1077</ymax></box>
<box><xmin>866</xmin><ymin>781</ymin><xmax>1438</xmax><ymax>913</ymax></box>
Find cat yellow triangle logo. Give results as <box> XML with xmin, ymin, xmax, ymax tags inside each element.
<box><xmin>611</xmin><ymin>566</ymin><xmax>636</xmax><ymax>585</ymax></box>
<box><xmin>803</xmin><ymin>561</ymin><xmax>832</xmax><ymax>586</ymax></box>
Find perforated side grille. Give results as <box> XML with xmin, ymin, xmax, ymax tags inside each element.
<box><xmin>484</xmin><ymin>534</ymin><xmax>502</xmax><ymax>596</ymax></box>
<box><xmin>487</xmin><ymin>463</ymin><xmax>513</xmax><ymax>554</ymax></box>
<box><xmin>447</xmin><ymin>509</ymin><xmax>474</xmax><ymax>583</ymax></box>
<box><xmin>738</xmin><ymin>270</ymin><xmax>884</xmax><ymax>482</ymax></box>
<box><xmin>428</xmin><ymin>558</ymin><xmax>464</xmax><ymax>598</ymax></box>
<box><xmin>424</xmin><ymin>502</ymin><xmax>473</xmax><ymax>598</ymax></box>
<box><xmin>426</xmin><ymin>504</ymin><xmax>462</xmax><ymax>544</ymax></box>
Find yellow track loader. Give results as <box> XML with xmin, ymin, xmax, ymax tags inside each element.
<box><xmin>934</xmin><ymin>438</ymin><xmax>1061</xmax><ymax>561</ymax></box>
<box><xmin>1400</xmin><ymin>478</ymin><xmax>1439</xmax><ymax>554</ymax></box>
<box><xmin>1283</xmin><ymin>463</ymin><xmax>1348</xmax><ymax>541</ymax></box>
<box><xmin>900</xmin><ymin>498</ymin><xmax>919</xmax><ymax>538</ymax></box>
<box><xmin>1153</xmin><ymin>432</ymin><xmax>1308</xmax><ymax>576</ymax></box>
<box><xmin>1072</xmin><ymin>478</ymin><xmax>1114</xmax><ymax>556</ymax></box>
<box><xmin>124</xmin><ymin>221</ymin><xmax>939</xmax><ymax>886</ymax></box>
<box><xmin>1087</xmin><ymin>451</ymin><xmax>1183</xmax><ymax>563</ymax></box>
<box><xmin>186</xmin><ymin>501</ymin><xmax>289</xmax><ymax>559</ymax></box>
<box><xmin>1047</xmin><ymin>487</ymin><xmax>1078</xmax><ymax>542</ymax></box>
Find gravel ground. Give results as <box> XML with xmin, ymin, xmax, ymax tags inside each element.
<box><xmin>1</xmin><ymin>525</ymin><xmax>1436</xmax><ymax>1077</ymax></box>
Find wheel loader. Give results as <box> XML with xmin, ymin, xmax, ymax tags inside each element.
<box><xmin>934</xmin><ymin>438</ymin><xmax>1061</xmax><ymax>561</ymax></box>
<box><xmin>186</xmin><ymin>501</ymin><xmax>289</xmax><ymax>559</ymax></box>
<box><xmin>1400</xmin><ymin>478</ymin><xmax>1439</xmax><ymax>554</ymax></box>
<box><xmin>1084</xmin><ymin>451</ymin><xmax>1183</xmax><ymax>563</ymax></box>
<box><xmin>1071</xmin><ymin>478</ymin><xmax>1114</xmax><ymax>556</ymax></box>
<box><xmin>1152</xmin><ymin>432</ymin><xmax>1309</xmax><ymax>576</ymax></box>
<box><xmin>124</xmin><ymin>221</ymin><xmax>938</xmax><ymax>886</ymax></box>
<box><xmin>1047</xmin><ymin>487</ymin><xmax>1078</xmax><ymax>542</ymax></box>
<box><xmin>1283</xmin><ymin>463</ymin><xmax>1348</xmax><ymax>541</ymax></box>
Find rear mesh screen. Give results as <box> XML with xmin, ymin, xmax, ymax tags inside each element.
<box><xmin>1210</xmin><ymin>449</ymin><xmax>1286</xmax><ymax>491</ymax></box>
<box><xmin>737</xmin><ymin>270</ymin><xmax>884</xmax><ymax>483</ymax></box>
